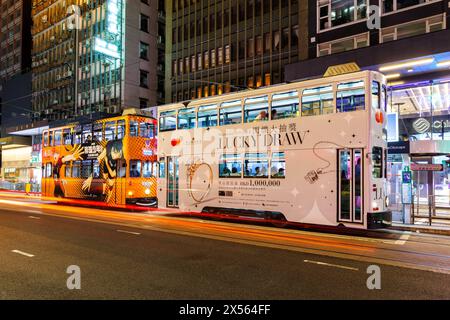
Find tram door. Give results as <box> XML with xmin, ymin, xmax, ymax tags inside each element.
<box><xmin>167</xmin><ymin>156</ymin><xmax>179</xmax><ymax>208</ymax></box>
<box><xmin>114</xmin><ymin>159</ymin><xmax>127</xmax><ymax>206</ymax></box>
<box><xmin>338</xmin><ymin>149</ymin><xmax>364</xmax><ymax>224</ymax></box>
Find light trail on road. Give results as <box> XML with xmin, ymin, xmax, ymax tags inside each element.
<box><xmin>0</xmin><ymin>191</ymin><xmax>449</xmax><ymax>274</ymax></box>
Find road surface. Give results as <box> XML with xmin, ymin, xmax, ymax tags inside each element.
<box><xmin>0</xmin><ymin>192</ymin><xmax>449</xmax><ymax>299</ymax></box>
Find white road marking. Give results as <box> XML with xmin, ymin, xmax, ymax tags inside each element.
<box><xmin>303</xmin><ymin>259</ymin><xmax>359</xmax><ymax>271</ymax></box>
<box><xmin>394</xmin><ymin>233</ymin><xmax>411</xmax><ymax>245</ymax></box>
<box><xmin>11</xmin><ymin>250</ymin><xmax>35</xmax><ymax>258</ymax></box>
<box><xmin>28</xmin><ymin>216</ymin><xmax>41</xmax><ymax>220</ymax></box>
<box><xmin>116</xmin><ymin>229</ymin><xmax>141</xmax><ymax>235</ymax></box>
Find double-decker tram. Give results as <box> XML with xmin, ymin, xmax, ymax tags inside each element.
<box><xmin>41</xmin><ymin>109</ymin><xmax>158</xmax><ymax>208</ymax></box>
<box><xmin>157</xmin><ymin>70</ymin><xmax>391</xmax><ymax>229</ymax></box>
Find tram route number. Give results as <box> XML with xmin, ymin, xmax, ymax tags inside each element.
<box><xmin>179</xmin><ymin>304</ymin><xmax>271</xmax><ymax>317</ymax></box>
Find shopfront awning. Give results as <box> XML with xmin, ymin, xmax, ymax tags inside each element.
<box><xmin>0</xmin><ymin>136</ymin><xmax>32</xmax><ymax>150</ymax></box>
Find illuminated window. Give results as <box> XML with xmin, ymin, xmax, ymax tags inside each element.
<box><xmin>302</xmin><ymin>85</ymin><xmax>334</xmax><ymax>116</ymax></box>
<box><xmin>244</xmin><ymin>153</ymin><xmax>269</xmax><ymax>178</ymax></box>
<box><xmin>336</xmin><ymin>81</ymin><xmax>365</xmax><ymax>112</ymax></box>
<box><xmin>244</xmin><ymin>96</ymin><xmax>269</xmax><ymax>123</ymax></box>
<box><xmin>219</xmin><ymin>154</ymin><xmax>242</xmax><ymax>178</ymax></box>
<box><xmin>198</xmin><ymin>105</ymin><xmax>218</xmax><ymax>128</ymax></box>
<box><xmin>178</xmin><ymin>107</ymin><xmax>196</xmax><ymax>129</ymax></box>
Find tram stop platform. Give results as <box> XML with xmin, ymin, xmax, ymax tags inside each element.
<box><xmin>387</xmin><ymin>208</ymin><xmax>450</xmax><ymax>236</ymax></box>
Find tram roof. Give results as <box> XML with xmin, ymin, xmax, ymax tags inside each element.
<box><xmin>158</xmin><ymin>70</ymin><xmax>384</xmax><ymax>113</ymax></box>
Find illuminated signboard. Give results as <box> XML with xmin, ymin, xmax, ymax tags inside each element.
<box><xmin>93</xmin><ymin>0</ymin><xmax>122</xmax><ymax>59</ymax></box>
<box><xmin>94</xmin><ymin>37</ymin><xmax>120</xmax><ymax>59</ymax></box>
<box><xmin>107</xmin><ymin>0</ymin><xmax>121</xmax><ymax>35</ymax></box>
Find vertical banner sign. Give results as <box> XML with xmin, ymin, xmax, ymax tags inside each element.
<box><xmin>94</xmin><ymin>0</ymin><xmax>123</xmax><ymax>60</ymax></box>
<box><xmin>401</xmin><ymin>167</ymin><xmax>412</xmax><ymax>204</ymax></box>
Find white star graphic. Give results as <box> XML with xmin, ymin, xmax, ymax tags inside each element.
<box><xmin>291</xmin><ymin>188</ymin><xmax>299</xmax><ymax>197</ymax></box>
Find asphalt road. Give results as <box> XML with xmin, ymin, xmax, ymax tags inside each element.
<box><xmin>0</xmin><ymin>194</ymin><xmax>449</xmax><ymax>299</ymax></box>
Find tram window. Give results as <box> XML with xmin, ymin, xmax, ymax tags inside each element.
<box><xmin>198</xmin><ymin>104</ymin><xmax>218</xmax><ymax>128</ymax></box>
<box><xmin>244</xmin><ymin>153</ymin><xmax>268</xmax><ymax>178</ymax></box>
<box><xmin>93</xmin><ymin>123</ymin><xmax>103</xmax><ymax>142</ymax></box>
<box><xmin>74</xmin><ymin>126</ymin><xmax>82</xmax><ymax>145</ymax></box>
<box><xmin>160</xmin><ymin>110</ymin><xmax>177</xmax><ymax>131</ymax></box>
<box><xmin>118</xmin><ymin>160</ymin><xmax>127</xmax><ymax>178</ymax></box>
<box><xmin>130</xmin><ymin>160</ymin><xmax>142</xmax><ymax>178</ymax></box>
<box><xmin>178</xmin><ymin>107</ymin><xmax>196</xmax><ymax>130</ymax></box>
<box><xmin>48</xmin><ymin>131</ymin><xmax>54</xmax><ymax>146</ymax></box>
<box><xmin>81</xmin><ymin>160</ymin><xmax>92</xmax><ymax>178</ymax></box>
<box><xmin>372</xmin><ymin>146</ymin><xmax>383</xmax><ymax>178</ymax></box>
<box><xmin>54</xmin><ymin>130</ymin><xmax>62</xmax><ymax>146</ymax></box>
<box><xmin>139</xmin><ymin>122</ymin><xmax>154</xmax><ymax>138</ymax></box>
<box><xmin>72</xmin><ymin>161</ymin><xmax>81</xmax><ymax>178</ymax></box>
<box><xmin>105</xmin><ymin>122</ymin><xmax>116</xmax><ymax>141</ymax></box>
<box><xmin>372</xmin><ymin>81</ymin><xmax>380</xmax><ymax>109</ymax></box>
<box><xmin>271</xmin><ymin>152</ymin><xmax>286</xmax><ymax>178</ymax></box>
<box><xmin>244</xmin><ymin>96</ymin><xmax>269</xmax><ymax>123</ymax></box>
<box><xmin>159</xmin><ymin>158</ymin><xmax>166</xmax><ymax>178</ymax></box>
<box><xmin>45</xmin><ymin>163</ymin><xmax>52</xmax><ymax>178</ymax></box>
<box><xmin>43</xmin><ymin>132</ymin><xmax>49</xmax><ymax>147</ymax></box>
<box><xmin>93</xmin><ymin>160</ymin><xmax>100</xmax><ymax>178</ymax></box>
<box><xmin>63</xmin><ymin>129</ymin><xmax>72</xmax><ymax>145</ymax></box>
<box><xmin>219</xmin><ymin>100</ymin><xmax>242</xmax><ymax>126</ymax></box>
<box><xmin>271</xmin><ymin>91</ymin><xmax>299</xmax><ymax>119</ymax></box>
<box><xmin>354</xmin><ymin>149</ymin><xmax>363</xmax><ymax>222</ymax></box>
<box><xmin>130</xmin><ymin>121</ymin><xmax>139</xmax><ymax>137</ymax></box>
<box><xmin>382</xmin><ymin>84</ymin><xmax>387</xmax><ymax>112</ymax></box>
<box><xmin>337</xmin><ymin>81</ymin><xmax>365</xmax><ymax>112</ymax></box>
<box><xmin>301</xmin><ymin>86</ymin><xmax>333</xmax><ymax>116</ymax></box>
<box><xmin>117</xmin><ymin>120</ymin><xmax>125</xmax><ymax>139</ymax></box>
<box><xmin>339</xmin><ymin>150</ymin><xmax>352</xmax><ymax>221</ymax></box>
<box><xmin>82</xmin><ymin>125</ymin><xmax>92</xmax><ymax>144</ymax></box>
<box><xmin>219</xmin><ymin>154</ymin><xmax>242</xmax><ymax>178</ymax></box>
<box><xmin>65</xmin><ymin>163</ymin><xmax>71</xmax><ymax>178</ymax></box>
<box><xmin>143</xmin><ymin>161</ymin><xmax>152</xmax><ymax>178</ymax></box>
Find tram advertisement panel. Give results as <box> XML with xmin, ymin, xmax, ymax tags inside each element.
<box><xmin>163</xmin><ymin>111</ymin><xmax>369</xmax><ymax>226</ymax></box>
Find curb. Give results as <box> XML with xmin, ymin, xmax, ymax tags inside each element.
<box><xmin>388</xmin><ymin>225</ymin><xmax>450</xmax><ymax>236</ymax></box>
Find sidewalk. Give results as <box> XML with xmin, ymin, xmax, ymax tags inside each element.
<box><xmin>387</xmin><ymin>222</ymin><xmax>450</xmax><ymax>236</ymax></box>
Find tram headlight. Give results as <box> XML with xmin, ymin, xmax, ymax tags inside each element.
<box><xmin>128</xmin><ymin>191</ymin><xmax>134</xmax><ymax>197</ymax></box>
<box><xmin>385</xmin><ymin>196</ymin><xmax>390</xmax><ymax>208</ymax></box>
<box><xmin>145</xmin><ymin>188</ymin><xmax>151</xmax><ymax>195</ymax></box>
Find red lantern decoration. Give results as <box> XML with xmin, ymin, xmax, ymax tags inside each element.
<box><xmin>375</xmin><ymin>111</ymin><xmax>384</xmax><ymax>124</ymax></box>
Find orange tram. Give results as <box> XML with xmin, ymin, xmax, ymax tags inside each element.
<box><xmin>41</xmin><ymin>109</ymin><xmax>158</xmax><ymax>208</ymax></box>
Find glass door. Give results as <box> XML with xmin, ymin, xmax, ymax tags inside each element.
<box><xmin>338</xmin><ymin>149</ymin><xmax>364</xmax><ymax>223</ymax></box>
<box><xmin>167</xmin><ymin>156</ymin><xmax>179</xmax><ymax>208</ymax></box>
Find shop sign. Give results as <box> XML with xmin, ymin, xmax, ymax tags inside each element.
<box><xmin>32</xmin><ymin>144</ymin><xmax>41</xmax><ymax>152</ymax></box>
<box><xmin>412</xmin><ymin>117</ymin><xmax>450</xmax><ymax>134</ymax></box>
<box><xmin>388</xmin><ymin>141</ymin><xmax>410</xmax><ymax>154</ymax></box>
<box><xmin>31</xmin><ymin>155</ymin><xmax>40</xmax><ymax>164</ymax></box>
<box><xmin>410</xmin><ymin>163</ymin><xmax>444</xmax><ymax>171</ymax></box>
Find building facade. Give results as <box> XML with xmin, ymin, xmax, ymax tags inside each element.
<box><xmin>166</xmin><ymin>0</ymin><xmax>309</xmax><ymax>103</ymax></box>
<box><xmin>31</xmin><ymin>0</ymin><xmax>164</xmax><ymax>123</ymax></box>
<box><xmin>285</xmin><ymin>0</ymin><xmax>450</xmax><ymax>225</ymax></box>
<box><xmin>0</xmin><ymin>0</ymin><xmax>34</xmax><ymax>190</ymax></box>
<box><xmin>0</xmin><ymin>0</ymin><xmax>32</xmax><ymax>85</ymax></box>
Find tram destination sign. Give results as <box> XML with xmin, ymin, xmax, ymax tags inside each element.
<box><xmin>410</xmin><ymin>163</ymin><xmax>444</xmax><ymax>171</ymax></box>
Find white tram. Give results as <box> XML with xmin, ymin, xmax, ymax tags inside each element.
<box><xmin>156</xmin><ymin>70</ymin><xmax>391</xmax><ymax>229</ymax></box>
